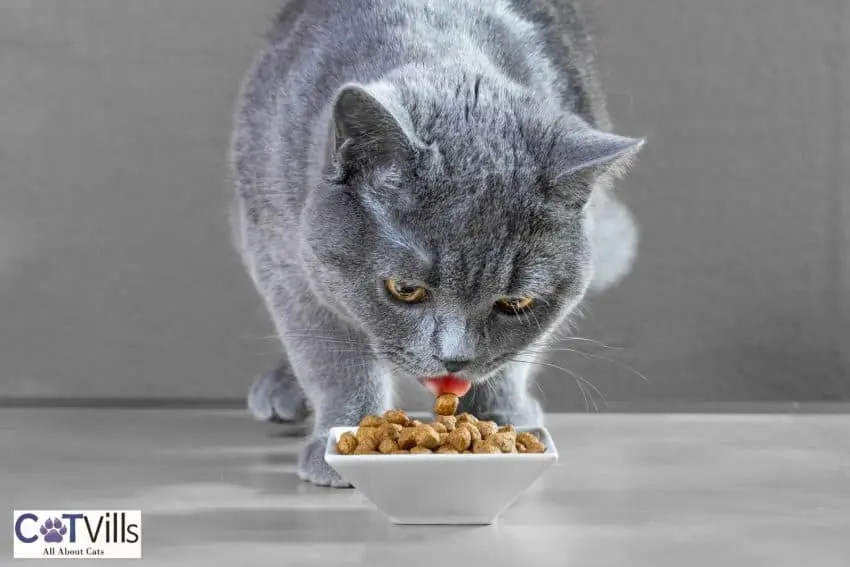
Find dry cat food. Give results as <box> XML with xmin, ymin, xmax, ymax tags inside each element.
<box><xmin>335</xmin><ymin>393</ymin><xmax>546</xmax><ymax>455</ymax></box>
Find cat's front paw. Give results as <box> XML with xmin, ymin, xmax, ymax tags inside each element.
<box><xmin>297</xmin><ymin>436</ymin><xmax>352</xmax><ymax>488</ymax></box>
<box><xmin>247</xmin><ymin>366</ymin><xmax>310</xmax><ymax>426</ymax></box>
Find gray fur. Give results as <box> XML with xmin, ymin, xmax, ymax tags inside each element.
<box><xmin>231</xmin><ymin>0</ymin><xmax>643</xmax><ymax>486</ymax></box>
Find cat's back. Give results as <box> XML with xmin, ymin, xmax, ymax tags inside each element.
<box><xmin>506</xmin><ymin>0</ymin><xmax>610</xmax><ymax>129</ymax></box>
<box><xmin>232</xmin><ymin>0</ymin><xmax>609</xmax><ymax>210</ymax></box>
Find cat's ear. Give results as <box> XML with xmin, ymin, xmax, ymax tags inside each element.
<box><xmin>328</xmin><ymin>83</ymin><xmax>423</xmax><ymax>179</ymax></box>
<box><xmin>557</xmin><ymin>129</ymin><xmax>644</xmax><ymax>179</ymax></box>
<box><xmin>549</xmin><ymin>127</ymin><xmax>644</xmax><ymax>207</ymax></box>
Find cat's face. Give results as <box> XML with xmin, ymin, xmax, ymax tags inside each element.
<box><xmin>302</xmin><ymin>82</ymin><xmax>641</xmax><ymax>383</ymax></box>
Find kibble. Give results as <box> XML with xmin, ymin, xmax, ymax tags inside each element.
<box><xmin>374</xmin><ymin>422</ymin><xmax>403</xmax><ymax>443</ymax></box>
<box><xmin>516</xmin><ymin>431</ymin><xmax>546</xmax><ymax>453</ymax></box>
<box><xmin>384</xmin><ymin>409</ymin><xmax>410</xmax><ymax>426</ymax></box>
<box><xmin>355</xmin><ymin>427</ymin><xmax>379</xmax><ymax>451</ymax></box>
<box><xmin>435</xmin><ymin>415</ymin><xmax>457</xmax><ymax>431</ymax></box>
<box><xmin>414</xmin><ymin>425</ymin><xmax>441</xmax><ymax>449</ymax></box>
<box><xmin>434</xmin><ymin>393</ymin><xmax>459</xmax><ymax>416</ymax></box>
<box><xmin>397</xmin><ymin>428</ymin><xmax>418</xmax><ymax>450</ymax></box>
<box><xmin>360</xmin><ymin>415</ymin><xmax>384</xmax><ymax>428</ymax></box>
<box><xmin>515</xmin><ymin>431</ymin><xmax>537</xmax><ymax>447</ymax></box>
<box><xmin>339</xmin><ymin>399</ymin><xmax>546</xmax><ymax>456</ymax></box>
<box><xmin>488</xmin><ymin>432</ymin><xmax>516</xmax><ymax>453</ymax></box>
<box><xmin>353</xmin><ymin>445</ymin><xmax>380</xmax><ymax>455</ymax></box>
<box><xmin>336</xmin><ymin>432</ymin><xmax>358</xmax><ymax>455</ymax></box>
<box><xmin>472</xmin><ymin>440</ymin><xmax>501</xmax><ymax>454</ymax></box>
<box><xmin>460</xmin><ymin>421</ymin><xmax>482</xmax><ymax>443</ymax></box>
<box><xmin>446</xmin><ymin>426</ymin><xmax>472</xmax><ymax>452</ymax></box>
<box><xmin>498</xmin><ymin>424</ymin><xmax>516</xmax><ymax>439</ymax></box>
<box><xmin>476</xmin><ymin>420</ymin><xmax>498</xmax><ymax>438</ymax></box>
<box><xmin>378</xmin><ymin>438</ymin><xmax>400</xmax><ymax>454</ymax></box>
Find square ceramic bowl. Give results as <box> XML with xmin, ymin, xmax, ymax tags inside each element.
<box><xmin>324</xmin><ymin>425</ymin><xmax>557</xmax><ymax>525</ymax></box>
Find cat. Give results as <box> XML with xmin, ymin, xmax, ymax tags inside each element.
<box><xmin>230</xmin><ymin>0</ymin><xmax>643</xmax><ymax>486</ymax></box>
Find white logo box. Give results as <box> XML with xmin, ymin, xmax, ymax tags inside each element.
<box><xmin>13</xmin><ymin>510</ymin><xmax>142</xmax><ymax>559</ymax></box>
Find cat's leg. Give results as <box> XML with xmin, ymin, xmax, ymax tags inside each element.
<box><xmin>247</xmin><ymin>356</ymin><xmax>310</xmax><ymax>426</ymax></box>
<box><xmin>456</xmin><ymin>361</ymin><xmax>544</xmax><ymax>427</ymax></box>
<box><xmin>586</xmin><ymin>189</ymin><xmax>638</xmax><ymax>295</ymax></box>
<box><xmin>274</xmin><ymin>305</ymin><xmax>393</xmax><ymax>487</ymax></box>
<box><xmin>288</xmin><ymin>335</ymin><xmax>392</xmax><ymax>487</ymax></box>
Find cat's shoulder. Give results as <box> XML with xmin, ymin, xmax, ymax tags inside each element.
<box><xmin>508</xmin><ymin>0</ymin><xmax>611</xmax><ymax>129</ymax></box>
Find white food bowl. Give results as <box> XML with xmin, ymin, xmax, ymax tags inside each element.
<box><xmin>324</xmin><ymin>425</ymin><xmax>558</xmax><ymax>525</ymax></box>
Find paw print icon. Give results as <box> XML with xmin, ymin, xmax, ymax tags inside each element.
<box><xmin>39</xmin><ymin>518</ymin><xmax>67</xmax><ymax>543</ymax></box>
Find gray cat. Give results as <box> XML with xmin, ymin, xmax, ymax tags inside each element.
<box><xmin>230</xmin><ymin>0</ymin><xmax>643</xmax><ymax>486</ymax></box>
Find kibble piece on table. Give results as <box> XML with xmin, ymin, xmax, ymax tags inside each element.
<box><xmin>434</xmin><ymin>393</ymin><xmax>459</xmax><ymax>416</ymax></box>
<box><xmin>410</xmin><ymin>446</ymin><xmax>433</xmax><ymax>454</ymax></box>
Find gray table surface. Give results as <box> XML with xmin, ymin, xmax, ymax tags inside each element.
<box><xmin>1</xmin><ymin>409</ymin><xmax>848</xmax><ymax>566</ymax></box>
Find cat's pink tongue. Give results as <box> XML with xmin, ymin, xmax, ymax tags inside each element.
<box><xmin>421</xmin><ymin>375</ymin><xmax>472</xmax><ymax>397</ymax></box>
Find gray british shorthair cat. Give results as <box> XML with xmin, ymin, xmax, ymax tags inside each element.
<box><xmin>230</xmin><ymin>0</ymin><xmax>643</xmax><ymax>486</ymax></box>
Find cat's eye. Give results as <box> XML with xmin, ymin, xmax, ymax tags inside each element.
<box><xmin>385</xmin><ymin>279</ymin><xmax>428</xmax><ymax>303</ymax></box>
<box><xmin>494</xmin><ymin>296</ymin><xmax>536</xmax><ymax>315</ymax></box>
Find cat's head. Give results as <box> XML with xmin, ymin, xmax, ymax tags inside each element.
<box><xmin>301</xmin><ymin>79</ymin><xmax>642</xmax><ymax>383</ymax></box>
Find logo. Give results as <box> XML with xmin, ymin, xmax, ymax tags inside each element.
<box><xmin>13</xmin><ymin>510</ymin><xmax>142</xmax><ymax>559</ymax></box>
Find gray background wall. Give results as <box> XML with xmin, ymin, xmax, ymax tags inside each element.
<box><xmin>1</xmin><ymin>0</ymin><xmax>847</xmax><ymax>410</ymax></box>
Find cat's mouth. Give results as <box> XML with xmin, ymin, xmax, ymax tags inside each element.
<box><xmin>420</xmin><ymin>375</ymin><xmax>472</xmax><ymax>397</ymax></box>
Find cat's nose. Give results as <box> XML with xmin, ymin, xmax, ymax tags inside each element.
<box><xmin>442</xmin><ymin>359</ymin><xmax>471</xmax><ymax>373</ymax></box>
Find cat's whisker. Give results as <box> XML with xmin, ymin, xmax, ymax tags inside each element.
<box><xmin>518</xmin><ymin>307</ymin><xmax>531</xmax><ymax>328</ymax></box>
<box><xmin>521</xmin><ymin>346</ymin><xmax>649</xmax><ymax>382</ymax></box>
<box><xmin>242</xmin><ymin>333</ymin><xmax>292</xmax><ymax>342</ymax></box>
<box><xmin>507</xmin><ymin>357</ymin><xmax>605</xmax><ymax>412</ymax></box>
<box><xmin>528</xmin><ymin>309</ymin><xmax>544</xmax><ymax>334</ymax></box>
<box><xmin>575</xmin><ymin>376</ymin><xmax>592</xmax><ymax>413</ymax></box>
<box><xmin>531</xmin><ymin>379</ymin><xmax>547</xmax><ymax>406</ymax></box>
<box><xmin>549</xmin><ymin>335</ymin><xmax>618</xmax><ymax>349</ymax></box>
<box><xmin>278</xmin><ymin>334</ymin><xmax>367</xmax><ymax>346</ymax></box>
